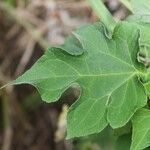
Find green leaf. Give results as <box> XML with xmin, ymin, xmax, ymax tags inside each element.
<box><xmin>136</xmin><ymin>25</ymin><xmax>150</xmax><ymax>68</ymax></box>
<box><xmin>126</xmin><ymin>18</ymin><xmax>150</xmax><ymax>70</ymax></box>
<box><xmin>131</xmin><ymin>0</ymin><xmax>150</xmax><ymax>15</ymax></box>
<box><xmin>127</xmin><ymin>0</ymin><xmax>150</xmax><ymax>23</ymax></box>
<box><xmin>129</xmin><ymin>0</ymin><xmax>150</xmax><ymax>94</ymax></box>
<box><xmin>127</xmin><ymin>15</ymin><xmax>150</xmax><ymax>24</ymax></box>
<box><xmin>56</xmin><ymin>32</ymin><xmax>84</xmax><ymax>56</ymax></box>
<box><xmin>10</xmin><ymin>22</ymin><xmax>147</xmax><ymax>138</ymax></box>
<box><xmin>128</xmin><ymin>0</ymin><xmax>150</xmax><ymax>24</ymax></box>
<box><xmin>128</xmin><ymin>0</ymin><xmax>150</xmax><ymax>42</ymax></box>
<box><xmin>131</xmin><ymin>109</ymin><xmax>150</xmax><ymax>150</ymax></box>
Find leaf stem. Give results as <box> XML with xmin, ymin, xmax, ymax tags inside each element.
<box><xmin>87</xmin><ymin>0</ymin><xmax>117</xmax><ymax>34</ymax></box>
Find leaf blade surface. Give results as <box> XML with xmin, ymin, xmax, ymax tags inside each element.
<box><xmin>12</xmin><ymin>22</ymin><xmax>147</xmax><ymax>138</ymax></box>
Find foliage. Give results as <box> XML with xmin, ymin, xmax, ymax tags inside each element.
<box><xmin>131</xmin><ymin>109</ymin><xmax>150</xmax><ymax>150</ymax></box>
<box><xmin>1</xmin><ymin>0</ymin><xmax>150</xmax><ymax>149</ymax></box>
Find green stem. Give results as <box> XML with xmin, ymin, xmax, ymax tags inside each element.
<box><xmin>87</xmin><ymin>0</ymin><xmax>116</xmax><ymax>34</ymax></box>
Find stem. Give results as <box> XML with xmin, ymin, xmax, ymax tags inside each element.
<box><xmin>119</xmin><ymin>0</ymin><xmax>133</xmax><ymax>12</ymax></box>
<box><xmin>87</xmin><ymin>0</ymin><xmax>116</xmax><ymax>34</ymax></box>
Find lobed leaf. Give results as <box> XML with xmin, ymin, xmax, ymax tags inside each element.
<box><xmin>11</xmin><ymin>21</ymin><xmax>147</xmax><ymax>138</ymax></box>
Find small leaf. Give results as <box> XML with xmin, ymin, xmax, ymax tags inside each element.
<box><xmin>131</xmin><ymin>109</ymin><xmax>150</xmax><ymax>150</ymax></box>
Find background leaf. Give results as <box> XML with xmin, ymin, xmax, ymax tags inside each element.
<box><xmin>127</xmin><ymin>0</ymin><xmax>150</xmax><ymax>69</ymax></box>
<box><xmin>131</xmin><ymin>0</ymin><xmax>150</xmax><ymax>15</ymax></box>
<box><xmin>128</xmin><ymin>0</ymin><xmax>150</xmax><ymax>24</ymax></box>
<box><xmin>131</xmin><ymin>109</ymin><xmax>150</xmax><ymax>150</ymax></box>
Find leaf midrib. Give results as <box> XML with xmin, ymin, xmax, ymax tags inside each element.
<box><xmin>15</xmin><ymin>72</ymin><xmax>138</xmax><ymax>84</ymax></box>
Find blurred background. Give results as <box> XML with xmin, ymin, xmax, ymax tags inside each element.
<box><xmin>0</xmin><ymin>0</ymin><xmax>130</xmax><ymax>150</ymax></box>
